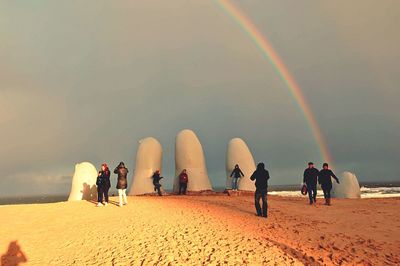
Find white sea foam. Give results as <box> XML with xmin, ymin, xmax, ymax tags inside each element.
<box><xmin>269</xmin><ymin>187</ymin><xmax>400</xmax><ymax>198</ymax></box>
<box><xmin>360</xmin><ymin>186</ymin><xmax>400</xmax><ymax>198</ymax></box>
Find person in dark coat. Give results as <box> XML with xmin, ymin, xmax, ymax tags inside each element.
<box><xmin>152</xmin><ymin>170</ymin><xmax>163</xmax><ymax>196</ymax></box>
<box><xmin>178</xmin><ymin>169</ymin><xmax>189</xmax><ymax>195</ymax></box>
<box><xmin>114</xmin><ymin>162</ymin><xmax>129</xmax><ymax>207</ymax></box>
<box><xmin>230</xmin><ymin>164</ymin><xmax>244</xmax><ymax>191</ymax></box>
<box><xmin>318</xmin><ymin>163</ymin><xmax>340</xmax><ymax>206</ymax></box>
<box><xmin>303</xmin><ymin>162</ymin><xmax>319</xmax><ymax>205</ymax></box>
<box><xmin>250</xmin><ymin>162</ymin><xmax>270</xmax><ymax>218</ymax></box>
<box><xmin>96</xmin><ymin>163</ymin><xmax>111</xmax><ymax>207</ymax></box>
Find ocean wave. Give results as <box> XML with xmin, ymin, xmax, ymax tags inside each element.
<box><xmin>269</xmin><ymin>187</ymin><xmax>400</xmax><ymax>198</ymax></box>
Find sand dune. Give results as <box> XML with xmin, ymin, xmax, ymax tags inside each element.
<box><xmin>0</xmin><ymin>195</ymin><xmax>399</xmax><ymax>265</ymax></box>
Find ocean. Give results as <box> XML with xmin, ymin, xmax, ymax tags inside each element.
<box><xmin>0</xmin><ymin>181</ymin><xmax>399</xmax><ymax>205</ymax></box>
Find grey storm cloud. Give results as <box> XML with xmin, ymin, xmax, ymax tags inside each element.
<box><xmin>0</xmin><ymin>0</ymin><xmax>399</xmax><ymax>196</ymax></box>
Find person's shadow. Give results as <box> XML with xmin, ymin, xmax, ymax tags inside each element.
<box><xmin>1</xmin><ymin>241</ymin><xmax>27</xmax><ymax>266</ymax></box>
<box><xmin>81</xmin><ymin>183</ymin><xmax>98</xmax><ymax>203</ymax></box>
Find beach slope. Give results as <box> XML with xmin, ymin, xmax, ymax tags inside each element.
<box><xmin>0</xmin><ymin>195</ymin><xmax>399</xmax><ymax>265</ymax></box>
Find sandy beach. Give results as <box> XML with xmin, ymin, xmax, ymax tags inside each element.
<box><xmin>1</xmin><ymin>195</ymin><xmax>399</xmax><ymax>265</ymax></box>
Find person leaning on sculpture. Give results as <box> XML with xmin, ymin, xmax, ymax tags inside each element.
<box><xmin>318</xmin><ymin>163</ymin><xmax>340</xmax><ymax>206</ymax></box>
<box><xmin>178</xmin><ymin>169</ymin><xmax>189</xmax><ymax>195</ymax></box>
<box><xmin>96</xmin><ymin>163</ymin><xmax>111</xmax><ymax>207</ymax></box>
<box><xmin>152</xmin><ymin>170</ymin><xmax>163</xmax><ymax>196</ymax></box>
<box><xmin>303</xmin><ymin>162</ymin><xmax>319</xmax><ymax>205</ymax></box>
<box><xmin>230</xmin><ymin>164</ymin><xmax>244</xmax><ymax>191</ymax></box>
<box><xmin>250</xmin><ymin>162</ymin><xmax>270</xmax><ymax>218</ymax></box>
<box><xmin>114</xmin><ymin>162</ymin><xmax>129</xmax><ymax>207</ymax></box>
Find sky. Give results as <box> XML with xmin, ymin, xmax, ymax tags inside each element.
<box><xmin>0</xmin><ymin>0</ymin><xmax>399</xmax><ymax>196</ymax></box>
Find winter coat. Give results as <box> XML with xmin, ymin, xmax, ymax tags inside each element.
<box><xmin>179</xmin><ymin>173</ymin><xmax>188</xmax><ymax>184</ymax></box>
<box><xmin>97</xmin><ymin>170</ymin><xmax>111</xmax><ymax>188</ymax></box>
<box><xmin>114</xmin><ymin>166</ymin><xmax>129</xmax><ymax>189</ymax></box>
<box><xmin>303</xmin><ymin>167</ymin><xmax>319</xmax><ymax>186</ymax></box>
<box><xmin>152</xmin><ymin>173</ymin><xmax>163</xmax><ymax>186</ymax></box>
<box><xmin>250</xmin><ymin>163</ymin><xmax>270</xmax><ymax>191</ymax></box>
<box><xmin>318</xmin><ymin>169</ymin><xmax>339</xmax><ymax>187</ymax></box>
<box><xmin>230</xmin><ymin>168</ymin><xmax>244</xmax><ymax>179</ymax></box>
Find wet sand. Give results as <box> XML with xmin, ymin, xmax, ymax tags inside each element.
<box><xmin>0</xmin><ymin>195</ymin><xmax>399</xmax><ymax>265</ymax></box>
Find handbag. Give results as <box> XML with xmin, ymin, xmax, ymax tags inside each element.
<box><xmin>301</xmin><ymin>184</ymin><xmax>308</xmax><ymax>195</ymax></box>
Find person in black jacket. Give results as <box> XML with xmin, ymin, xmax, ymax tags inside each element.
<box><xmin>318</xmin><ymin>163</ymin><xmax>340</xmax><ymax>206</ymax></box>
<box><xmin>114</xmin><ymin>162</ymin><xmax>129</xmax><ymax>207</ymax></box>
<box><xmin>230</xmin><ymin>164</ymin><xmax>244</xmax><ymax>191</ymax></box>
<box><xmin>303</xmin><ymin>162</ymin><xmax>319</xmax><ymax>205</ymax></box>
<box><xmin>250</xmin><ymin>162</ymin><xmax>270</xmax><ymax>218</ymax></box>
<box><xmin>96</xmin><ymin>163</ymin><xmax>111</xmax><ymax>207</ymax></box>
<box><xmin>152</xmin><ymin>170</ymin><xmax>163</xmax><ymax>196</ymax></box>
<box><xmin>178</xmin><ymin>169</ymin><xmax>189</xmax><ymax>195</ymax></box>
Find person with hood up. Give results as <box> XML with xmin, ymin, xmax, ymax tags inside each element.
<box><xmin>230</xmin><ymin>164</ymin><xmax>244</xmax><ymax>191</ymax></box>
<box><xmin>96</xmin><ymin>163</ymin><xmax>111</xmax><ymax>207</ymax></box>
<box><xmin>318</xmin><ymin>163</ymin><xmax>340</xmax><ymax>206</ymax></box>
<box><xmin>114</xmin><ymin>162</ymin><xmax>129</xmax><ymax>207</ymax></box>
<box><xmin>303</xmin><ymin>162</ymin><xmax>319</xmax><ymax>205</ymax></box>
<box><xmin>178</xmin><ymin>169</ymin><xmax>189</xmax><ymax>195</ymax></box>
<box><xmin>152</xmin><ymin>170</ymin><xmax>163</xmax><ymax>196</ymax></box>
<box><xmin>250</xmin><ymin>162</ymin><xmax>270</xmax><ymax>218</ymax></box>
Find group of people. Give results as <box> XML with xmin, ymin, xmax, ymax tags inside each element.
<box><xmin>303</xmin><ymin>162</ymin><xmax>339</xmax><ymax>205</ymax></box>
<box><xmin>96</xmin><ymin>162</ymin><xmax>129</xmax><ymax>207</ymax></box>
<box><xmin>94</xmin><ymin>160</ymin><xmax>339</xmax><ymax>219</ymax></box>
<box><xmin>150</xmin><ymin>169</ymin><xmax>189</xmax><ymax>196</ymax></box>
<box><xmin>95</xmin><ymin>165</ymin><xmax>189</xmax><ymax>206</ymax></box>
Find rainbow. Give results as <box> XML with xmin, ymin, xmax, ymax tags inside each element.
<box><xmin>216</xmin><ymin>0</ymin><xmax>333</xmax><ymax>165</ymax></box>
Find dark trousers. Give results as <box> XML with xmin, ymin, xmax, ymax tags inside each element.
<box><xmin>321</xmin><ymin>184</ymin><xmax>332</xmax><ymax>199</ymax></box>
<box><xmin>307</xmin><ymin>184</ymin><xmax>317</xmax><ymax>203</ymax></box>
<box><xmin>179</xmin><ymin>183</ymin><xmax>187</xmax><ymax>195</ymax></box>
<box><xmin>255</xmin><ymin>189</ymin><xmax>268</xmax><ymax>217</ymax></box>
<box><xmin>97</xmin><ymin>186</ymin><xmax>109</xmax><ymax>203</ymax></box>
<box><xmin>154</xmin><ymin>184</ymin><xmax>162</xmax><ymax>196</ymax></box>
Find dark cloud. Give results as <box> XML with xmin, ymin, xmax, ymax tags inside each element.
<box><xmin>0</xmin><ymin>1</ymin><xmax>399</xmax><ymax>196</ymax></box>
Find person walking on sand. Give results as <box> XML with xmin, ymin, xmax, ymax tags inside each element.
<box><xmin>318</xmin><ymin>163</ymin><xmax>340</xmax><ymax>206</ymax></box>
<box><xmin>96</xmin><ymin>163</ymin><xmax>111</xmax><ymax>207</ymax></box>
<box><xmin>230</xmin><ymin>164</ymin><xmax>244</xmax><ymax>191</ymax></box>
<box><xmin>152</xmin><ymin>170</ymin><xmax>163</xmax><ymax>196</ymax></box>
<box><xmin>178</xmin><ymin>169</ymin><xmax>189</xmax><ymax>195</ymax></box>
<box><xmin>303</xmin><ymin>162</ymin><xmax>319</xmax><ymax>205</ymax></box>
<box><xmin>250</xmin><ymin>162</ymin><xmax>270</xmax><ymax>218</ymax></box>
<box><xmin>114</xmin><ymin>162</ymin><xmax>129</xmax><ymax>207</ymax></box>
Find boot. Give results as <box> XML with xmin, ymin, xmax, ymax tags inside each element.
<box><xmin>327</xmin><ymin>198</ymin><xmax>331</xmax><ymax>206</ymax></box>
<box><xmin>324</xmin><ymin>198</ymin><xmax>329</xmax><ymax>205</ymax></box>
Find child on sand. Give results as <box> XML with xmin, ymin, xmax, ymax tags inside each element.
<box><xmin>96</xmin><ymin>163</ymin><xmax>111</xmax><ymax>207</ymax></box>
<box><xmin>114</xmin><ymin>162</ymin><xmax>129</xmax><ymax>207</ymax></box>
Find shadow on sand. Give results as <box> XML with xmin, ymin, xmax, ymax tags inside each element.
<box><xmin>81</xmin><ymin>183</ymin><xmax>98</xmax><ymax>201</ymax></box>
<box><xmin>1</xmin><ymin>241</ymin><xmax>27</xmax><ymax>266</ymax></box>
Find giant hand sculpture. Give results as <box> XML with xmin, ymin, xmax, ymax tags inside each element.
<box><xmin>129</xmin><ymin>137</ymin><xmax>163</xmax><ymax>195</ymax></box>
<box><xmin>332</xmin><ymin>171</ymin><xmax>361</xmax><ymax>198</ymax></box>
<box><xmin>68</xmin><ymin>162</ymin><xmax>98</xmax><ymax>201</ymax></box>
<box><xmin>173</xmin><ymin>129</ymin><xmax>213</xmax><ymax>193</ymax></box>
<box><xmin>226</xmin><ymin>138</ymin><xmax>256</xmax><ymax>191</ymax></box>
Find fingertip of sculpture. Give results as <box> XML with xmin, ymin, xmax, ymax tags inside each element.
<box><xmin>332</xmin><ymin>171</ymin><xmax>361</xmax><ymax>199</ymax></box>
